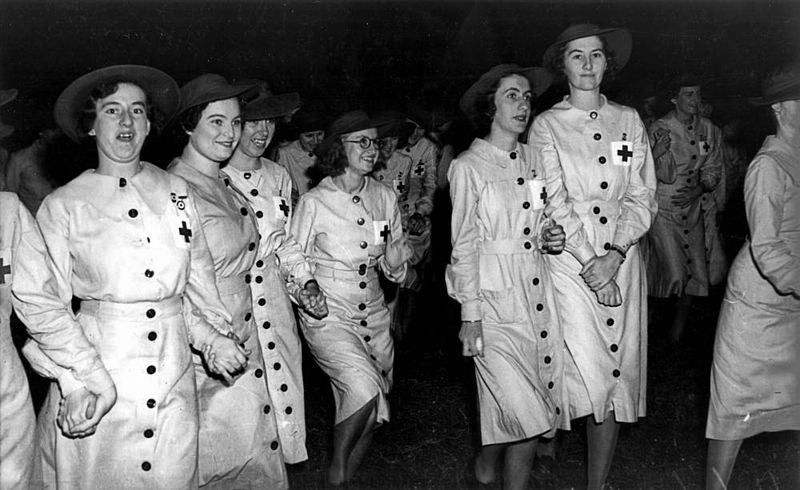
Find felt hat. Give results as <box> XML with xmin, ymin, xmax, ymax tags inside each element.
<box><xmin>459</xmin><ymin>64</ymin><xmax>552</xmax><ymax>121</ymax></box>
<box><xmin>54</xmin><ymin>65</ymin><xmax>180</xmax><ymax>142</ymax></box>
<box><xmin>749</xmin><ymin>62</ymin><xmax>800</xmax><ymax>106</ymax></box>
<box><xmin>315</xmin><ymin>110</ymin><xmax>393</xmax><ymax>158</ymax></box>
<box><xmin>542</xmin><ymin>24</ymin><xmax>632</xmax><ymax>74</ymax></box>
<box><xmin>174</xmin><ymin>73</ymin><xmax>256</xmax><ymax>123</ymax></box>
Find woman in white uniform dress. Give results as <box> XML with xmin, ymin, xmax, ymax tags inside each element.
<box><xmin>705</xmin><ymin>63</ymin><xmax>800</xmax><ymax>490</ymax></box>
<box><xmin>12</xmin><ymin>65</ymin><xmax>248</xmax><ymax>489</ymax></box>
<box><xmin>224</xmin><ymin>87</ymin><xmax>328</xmax><ymax>465</ymax></box>
<box><xmin>529</xmin><ymin>25</ymin><xmax>657</xmax><ymax>489</ymax></box>
<box><xmin>446</xmin><ymin>64</ymin><xmax>566</xmax><ymax>490</ymax></box>
<box><xmin>291</xmin><ymin>110</ymin><xmax>412</xmax><ymax>486</ymax></box>
<box><xmin>168</xmin><ymin>74</ymin><xmax>288</xmax><ymax>489</ymax></box>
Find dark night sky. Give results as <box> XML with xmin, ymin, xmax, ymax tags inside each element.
<box><xmin>2</xmin><ymin>0</ymin><xmax>799</xmax><ymax>134</ymax></box>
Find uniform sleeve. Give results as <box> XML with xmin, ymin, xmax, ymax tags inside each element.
<box><xmin>11</xmin><ymin>196</ymin><xmax>115</xmax><ymax>395</ymax></box>
<box><xmin>276</xmin><ymin>173</ymin><xmax>315</xmax><ymax>297</ymax></box>
<box><xmin>647</xmin><ymin>121</ymin><xmax>677</xmax><ymax>184</ymax></box>
<box><xmin>181</xmin><ymin>190</ymin><xmax>233</xmax><ymax>346</ymax></box>
<box><xmin>414</xmin><ymin>143</ymin><xmax>438</xmax><ymax>216</ymax></box>
<box><xmin>744</xmin><ymin>157</ymin><xmax>799</xmax><ymax>295</ymax></box>
<box><xmin>445</xmin><ymin>159</ymin><xmax>482</xmax><ymax>321</ymax></box>
<box><xmin>378</xmin><ymin>192</ymin><xmax>408</xmax><ymax>283</ymax></box>
<box><xmin>612</xmin><ymin>114</ymin><xmax>658</xmax><ymax>249</ymax></box>
<box><xmin>700</xmin><ymin>122</ymin><xmax>723</xmax><ymax>191</ymax></box>
<box><xmin>530</xmin><ymin>116</ymin><xmax>595</xmax><ymax>264</ymax></box>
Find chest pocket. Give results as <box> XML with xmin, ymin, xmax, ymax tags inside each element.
<box><xmin>611</xmin><ymin>141</ymin><xmax>634</xmax><ymax>166</ymax></box>
<box><xmin>273</xmin><ymin>196</ymin><xmax>290</xmax><ymax>222</ymax></box>
<box><xmin>373</xmin><ymin>220</ymin><xmax>390</xmax><ymax>245</ymax></box>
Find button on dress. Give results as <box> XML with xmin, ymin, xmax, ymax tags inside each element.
<box><xmin>169</xmin><ymin>159</ymin><xmax>287</xmax><ymax>489</ymax></box>
<box><xmin>446</xmin><ymin>139</ymin><xmax>562</xmax><ymax>444</ymax></box>
<box><xmin>0</xmin><ymin>192</ymin><xmax>37</xmax><ymax>489</ymax></box>
<box><xmin>222</xmin><ymin>158</ymin><xmax>314</xmax><ymax>464</ymax></box>
<box><xmin>13</xmin><ymin>163</ymin><xmax>232</xmax><ymax>489</ymax></box>
<box><xmin>706</xmin><ymin>135</ymin><xmax>800</xmax><ymax>440</ymax></box>
<box><xmin>530</xmin><ymin>96</ymin><xmax>657</xmax><ymax>427</ymax></box>
<box><xmin>291</xmin><ymin>176</ymin><xmax>406</xmax><ymax>425</ymax></box>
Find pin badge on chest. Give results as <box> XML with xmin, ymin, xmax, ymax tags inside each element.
<box><xmin>170</xmin><ymin>192</ymin><xmax>188</xmax><ymax>210</ymax></box>
<box><xmin>273</xmin><ymin>196</ymin><xmax>290</xmax><ymax>220</ymax></box>
<box><xmin>611</xmin><ymin>141</ymin><xmax>633</xmax><ymax>166</ymax></box>
<box><xmin>373</xmin><ymin>220</ymin><xmax>390</xmax><ymax>245</ymax></box>
<box><xmin>527</xmin><ymin>178</ymin><xmax>547</xmax><ymax>210</ymax></box>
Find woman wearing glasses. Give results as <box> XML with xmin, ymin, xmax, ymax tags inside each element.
<box><xmin>291</xmin><ymin>110</ymin><xmax>412</xmax><ymax>486</ymax></box>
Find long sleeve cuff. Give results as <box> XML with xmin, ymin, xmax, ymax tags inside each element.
<box><xmin>568</xmin><ymin>241</ymin><xmax>596</xmax><ymax>264</ymax></box>
<box><xmin>379</xmin><ymin>256</ymin><xmax>407</xmax><ymax>283</ymax></box>
<box><xmin>459</xmin><ymin>299</ymin><xmax>481</xmax><ymax>322</ymax></box>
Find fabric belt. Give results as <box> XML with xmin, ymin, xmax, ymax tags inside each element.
<box><xmin>479</xmin><ymin>238</ymin><xmax>539</xmax><ymax>255</ymax></box>
<box><xmin>313</xmin><ymin>263</ymin><xmax>379</xmax><ymax>282</ymax></box>
<box><xmin>80</xmin><ymin>296</ymin><xmax>182</xmax><ymax>319</ymax></box>
<box><xmin>571</xmin><ymin>199</ymin><xmax>621</xmax><ymax>216</ymax></box>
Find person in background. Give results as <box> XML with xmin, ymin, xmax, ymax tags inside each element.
<box><xmin>698</xmin><ymin>100</ymin><xmax>728</xmax><ymax>286</ymax></box>
<box><xmin>223</xmin><ymin>85</ymin><xmax>328</xmax><ymax>465</ymax></box>
<box><xmin>1</xmin><ymin>191</ymin><xmax>38</xmax><ymax>488</ymax></box>
<box><xmin>292</xmin><ymin>110</ymin><xmax>412</xmax><ymax>486</ymax></box>
<box><xmin>705</xmin><ymin>62</ymin><xmax>800</xmax><ymax>490</ymax></box>
<box><xmin>278</xmin><ymin>102</ymin><xmax>327</xmax><ymax>207</ymax></box>
<box><xmin>13</xmin><ymin>65</ymin><xmax>247</xmax><ymax>489</ymax></box>
<box><xmin>168</xmin><ymin>73</ymin><xmax>288</xmax><ymax>489</ymax></box>
<box><xmin>448</xmin><ymin>63</ymin><xmax>564</xmax><ymax>490</ymax></box>
<box><xmin>0</xmin><ymin>89</ymin><xmax>56</xmax><ymax>214</ymax></box>
<box><xmin>646</xmin><ymin>73</ymin><xmax>723</xmax><ymax>344</ymax></box>
<box><xmin>530</xmin><ymin>24</ymin><xmax>657</xmax><ymax>489</ymax></box>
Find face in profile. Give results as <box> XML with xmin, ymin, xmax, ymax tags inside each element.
<box><xmin>491</xmin><ymin>74</ymin><xmax>532</xmax><ymax>136</ymax></box>
<box><xmin>189</xmin><ymin>98</ymin><xmax>242</xmax><ymax>162</ymax></box>
<box><xmin>92</xmin><ymin>82</ymin><xmax>150</xmax><ymax>165</ymax></box>
<box><xmin>563</xmin><ymin>35</ymin><xmax>607</xmax><ymax>92</ymax></box>
<box><xmin>341</xmin><ymin>128</ymin><xmax>378</xmax><ymax>176</ymax></box>
<box><xmin>299</xmin><ymin>130</ymin><xmax>325</xmax><ymax>153</ymax></box>
<box><xmin>238</xmin><ymin>118</ymin><xmax>275</xmax><ymax>158</ymax></box>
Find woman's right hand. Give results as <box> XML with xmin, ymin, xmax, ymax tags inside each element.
<box><xmin>459</xmin><ymin>320</ymin><xmax>484</xmax><ymax>357</ymax></box>
<box><xmin>58</xmin><ymin>385</ymin><xmax>117</xmax><ymax>438</ymax></box>
<box><xmin>595</xmin><ymin>280</ymin><xmax>623</xmax><ymax>307</ymax></box>
<box><xmin>205</xmin><ymin>334</ymin><xmax>250</xmax><ymax>385</ymax></box>
<box><xmin>384</xmin><ymin>232</ymin><xmax>413</xmax><ymax>271</ymax></box>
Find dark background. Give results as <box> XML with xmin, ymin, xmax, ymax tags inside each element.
<box><xmin>2</xmin><ymin>0</ymin><xmax>799</xmax><ymax>135</ymax></box>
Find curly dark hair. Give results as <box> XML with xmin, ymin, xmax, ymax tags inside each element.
<box><xmin>549</xmin><ymin>37</ymin><xmax>619</xmax><ymax>86</ymax></box>
<box><xmin>315</xmin><ymin>138</ymin><xmax>348</xmax><ymax>178</ymax></box>
<box><xmin>178</xmin><ymin>103</ymin><xmax>208</xmax><ymax>133</ymax></box>
<box><xmin>79</xmin><ymin>80</ymin><xmax>161</xmax><ymax>138</ymax></box>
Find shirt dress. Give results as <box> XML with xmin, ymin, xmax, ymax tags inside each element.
<box><xmin>446</xmin><ymin>139</ymin><xmax>563</xmax><ymax>444</ymax></box>
<box><xmin>706</xmin><ymin>135</ymin><xmax>800</xmax><ymax>440</ymax></box>
<box><xmin>646</xmin><ymin>112</ymin><xmax>723</xmax><ymax>297</ymax></box>
<box><xmin>530</xmin><ymin>96</ymin><xmax>657</xmax><ymax>427</ymax></box>
<box><xmin>12</xmin><ymin>163</ymin><xmax>231</xmax><ymax>489</ymax></box>
<box><xmin>277</xmin><ymin>140</ymin><xmax>317</xmax><ymax>208</ymax></box>
<box><xmin>0</xmin><ymin>192</ymin><xmax>37</xmax><ymax>489</ymax></box>
<box><xmin>168</xmin><ymin>159</ymin><xmax>288</xmax><ymax>489</ymax></box>
<box><xmin>291</xmin><ymin>176</ymin><xmax>406</xmax><ymax>425</ymax></box>
<box><xmin>398</xmin><ymin>137</ymin><xmax>438</xmax><ymax>265</ymax></box>
<box><xmin>221</xmin><ymin>158</ymin><xmax>315</xmax><ymax>464</ymax></box>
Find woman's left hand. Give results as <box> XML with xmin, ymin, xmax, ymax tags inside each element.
<box><xmin>541</xmin><ymin>221</ymin><xmax>566</xmax><ymax>254</ymax></box>
<box><xmin>384</xmin><ymin>232</ymin><xmax>413</xmax><ymax>270</ymax></box>
<box><xmin>580</xmin><ymin>252</ymin><xmax>623</xmax><ymax>291</ymax></box>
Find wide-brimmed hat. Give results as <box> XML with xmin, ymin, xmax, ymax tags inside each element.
<box><xmin>542</xmin><ymin>24</ymin><xmax>632</xmax><ymax>74</ymax></box>
<box><xmin>54</xmin><ymin>65</ymin><xmax>180</xmax><ymax>143</ymax></box>
<box><xmin>749</xmin><ymin>62</ymin><xmax>800</xmax><ymax>106</ymax></box>
<box><xmin>315</xmin><ymin>110</ymin><xmax>393</xmax><ymax>158</ymax></box>
<box><xmin>174</xmin><ymin>74</ymin><xmax>256</xmax><ymax>124</ymax></box>
<box><xmin>459</xmin><ymin>64</ymin><xmax>553</xmax><ymax>122</ymax></box>
<box><xmin>242</xmin><ymin>89</ymin><xmax>300</xmax><ymax>121</ymax></box>
<box><xmin>0</xmin><ymin>88</ymin><xmax>17</xmax><ymax>139</ymax></box>
<box><xmin>292</xmin><ymin>104</ymin><xmax>328</xmax><ymax>134</ymax></box>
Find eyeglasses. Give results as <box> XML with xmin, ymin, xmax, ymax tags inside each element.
<box><xmin>342</xmin><ymin>136</ymin><xmax>379</xmax><ymax>149</ymax></box>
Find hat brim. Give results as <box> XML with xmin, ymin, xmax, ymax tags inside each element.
<box><xmin>172</xmin><ymin>84</ymin><xmax>257</xmax><ymax>128</ymax></box>
<box><xmin>0</xmin><ymin>122</ymin><xmax>15</xmax><ymax>139</ymax></box>
<box><xmin>543</xmin><ymin>27</ymin><xmax>632</xmax><ymax>75</ymax></box>
<box><xmin>748</xmin><ymin>82</ymin><xmax>800</xmax><ymax>106</ymax></box>
<box><xmin>459</xmin><ymin>65</ymin><xmax>553</xmax><ymax>123</ymax></box>
<box><xmin>0</xmin><ymin>89</ymin><xmax>18</xmax><ymax>107</ymax></box>
<box><xmin>54</xmin><ymin>65</ymin><xmax>180</xmax><ymax>143</ymax></box>
<box><xmin>243</xmin><ymin>92</ymin><xmax>301</xmax><ymax>121</ymax></box>
<box><xmin>315</xmin><ymin>113</ymin><xmax>393</xmax><ymax>158</ymax></box>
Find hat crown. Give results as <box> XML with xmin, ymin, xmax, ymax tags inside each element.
<box><xmin>762</xmin><ymin>63</ymin><xmax>800</xmax><ymax>96</ymax></box>
<box><xmin>556</xmin><ymin>24</ymin><xmax>603</xmax><ymax>45</ymax></box>
<box><xmin>328</xmin><ymin>110</ymin><xmax>371</xmax><ymax>137</ymax></box>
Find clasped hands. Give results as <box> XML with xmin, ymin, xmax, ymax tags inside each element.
<box><xmin>297</xmin><ymin>281</ymin><xmax>329</xmax><ymax>319</ymax></box>
<box><xmin>57</xmin><ymin>385</ymin><xmax>117</xmax><ymax>439</ymax></box>
<box><xmin>581</xmin><ymin>253</ymin><xmax>624</xmax><ymax>307</ymax></box>
<box><xmin>384</xmin><ymin>231</ymin><xmax>413</xmax><ymax>271</ymax></box>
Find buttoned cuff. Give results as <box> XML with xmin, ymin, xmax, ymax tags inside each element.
<box><xmin>460</xmin><ymin>299</ymin><xmax>481</xmax><ymax>322</ymax></box>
